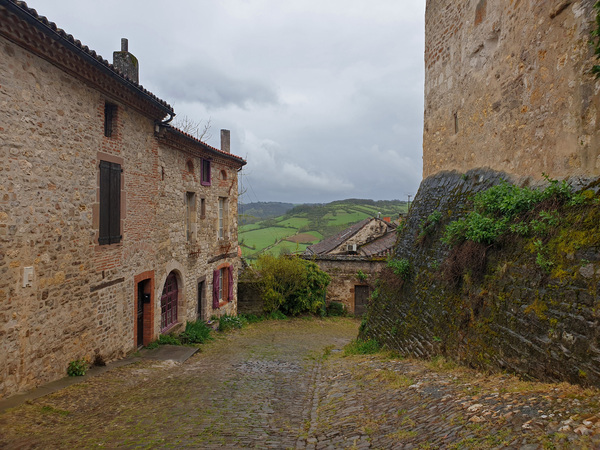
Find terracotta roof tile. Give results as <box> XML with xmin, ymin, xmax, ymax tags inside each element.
<box><xmin>5</xmin><ymin>0</ymin><xmax>174</xmax><ymax>114</ymax></box>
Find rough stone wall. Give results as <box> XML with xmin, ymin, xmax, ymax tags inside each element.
<box><xmin>424</xmin><ymin>0</ymin><xmax>600</xmax><ymax>180</ymax></box>
<box><xmin>0</xmin><ymin>35</ymin><xmax>242</xmax><ymax>398</ymax></box>
<box><xmin>311</xmin><ymin>257</ymin><xmax>386</xmax><ymax>313</ymax></box>
<box><xmin>156</xmin><ymin>141</ymin><xmax>240</xmax><ymax>326</ymax></box>
<box><xmin>363</xmin><ymin>170</ymin><xmax>600</xmax><ymax>387</ymax></box>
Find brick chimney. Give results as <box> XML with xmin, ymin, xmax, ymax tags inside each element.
<box><xmin>221</xmin><ymin>129</ymin><xmax>230</xmax><ymax>153</ymax></box>
<box><xmin>113</xmin><ymin>38</ymin><xmax>139</xmax><ymax>83</ymax></box>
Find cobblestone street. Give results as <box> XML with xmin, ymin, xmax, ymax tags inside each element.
<box><xmin>1</xmin><ymin>318</ymin><xmax>599</xmax><ymax>449</ymax></box>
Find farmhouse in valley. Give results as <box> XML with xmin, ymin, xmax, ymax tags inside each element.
<box><xmin>0</xmin><ymin>0</ymin><xmax>245</xmax><ymax>399</ymax></box>
<box><xmin>303</xmin><ymin>217</ymin><xmax>397</xmax><ymax>314</ymax></box>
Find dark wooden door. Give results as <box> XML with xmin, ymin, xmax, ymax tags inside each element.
<box><xmin>354</xmin><ymin>285</ymin><xmax>370</xmax><ymax>316</ymax></box>
<box><xmin>137</xmin><ymin>283</ymin><xmax>144</xmax><ymax>347</ymax></box>
<box><xmin>197</xmin><ymin>281</ymin><xmax>205</xmax><ymax>320</ymax></box>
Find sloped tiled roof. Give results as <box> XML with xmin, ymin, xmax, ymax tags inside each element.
<box><xmin>165</xmin><ymin>126</ymin><xmax>246</xmax><ymax>166</ymax></box>
<box><xmin>305</xmin><ymin>218</ymin><xmax>371</xmax><ymax>255</ymax></box>
<box><xmin>1</xmin><ymin>0</ymin><xmax>174</xmax><ymax>115</ymax></box>
<box><xmin>360</xmin><ymin>231</ymin><xmax>397</xmax><ymax>257</ymax></box>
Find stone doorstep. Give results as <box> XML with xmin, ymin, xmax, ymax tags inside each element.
<box><xmin>0</xmin><ymin>345</ymin><xmax>199</xmax><ymax>414</ymax></box>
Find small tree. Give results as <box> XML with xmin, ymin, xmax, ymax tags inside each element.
<box><xmin>243</xmin><ymin>254</ymin><xmax>330</xmax><ymax>316</ymax></box>
<box><xmin>172</xmin><ymin>116</ymin><xmax>212</xmax><ymax>141</ymax></box>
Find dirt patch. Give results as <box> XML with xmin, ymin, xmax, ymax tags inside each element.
<box><xmin>286</xmin><ymin>233</ymin><xmax>316</xmax><ymax>244</ymax></box>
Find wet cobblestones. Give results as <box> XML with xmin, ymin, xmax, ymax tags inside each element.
<box><xmin>0</xmin><ymin>318</ymin><xmax>599</xmax><ymax>449</ymax></box>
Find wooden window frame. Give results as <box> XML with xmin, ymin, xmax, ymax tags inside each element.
<box><xmin>201</xmin><ymin>159</ymin><xmax>211</xmax><ymax>186</ymax></box>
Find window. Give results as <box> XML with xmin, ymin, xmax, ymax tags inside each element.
<box><xmin>200</xmin><ymin>198</ymin><xmax>206</xmax><ymax>219</ymax></box>
<box><xmin>218</xmin><ymin>197</ymin><xmax>228</xmax><ymax>239</ymax></box>
<box><xmin>104</xmin><ymin>102</ymin><xmax>117</xmax><ymax>137</ymax></box>
<box><xmin>161</xmin><ymin>272</ymin><xmax>178</xmax><ymax>330</ymax></box>
<box><xmin>186</xmin><ymin>192</ymin><xmax>197</xmax><ymax>242</ymax></box>
<box><xmin>212</xmin><ymin>266</ymin><xmax>233</xmax><ymax>308</ymax></box>
<box><xmin>98</xmin><ymin>160</ymin><xmax>122</xmax><ymax>245</ymax></box>
<box><xmin>201</xmin><ymin>159</ymin><xmax>211</xmax><ymax>186</ymax></box>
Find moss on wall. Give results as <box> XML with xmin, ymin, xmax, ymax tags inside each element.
<box><xmin>362</xmin><ymin>170</ymin><xmax>600</xmax><ymax>387</ymax></box>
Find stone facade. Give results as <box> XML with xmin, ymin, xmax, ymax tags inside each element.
<box><xmin>424</xmin><ymin>0</ymin><xmax>600</xmax><ymax>181</ymax></box>
<box><xmin>0</xmin><ymin>1</ymin><xmax>245</xmax><ymax>399</ymax></box>
<box><xmin>303</xmin><ymin>218</ymin><xmax>396</xmax><ymax>314</ymax></box>
<box><xmin>308</xmin><ymin>257</ymin><xmax>385</xmax><ymax>314</ymax></box>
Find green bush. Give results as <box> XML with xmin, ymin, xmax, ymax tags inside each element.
<box><xmin>180</xmin><ymin>320</ymin><xmax>212</xmax><ymax>344</ymax></box>
<box><xmin>243</xmin><ymin>255</ymin><xmax>330</xmax><ymax>316</ymax></box>
<box><xmin>67</xmin><ymin>359</ymin><xmax>87</xmax><ymax>377</ymax></box>
<box><xmin>387</xmin><ymin>258</ymin><xmax>411</xmax><ymax>280</ymax></box>
<box><xmin>218</xmin><ymin>314</ymin><xmax>245</xmax><ymax>332</ymax></box>
<box><xmin>157</xmin><ymin>334</ymin><xmax>182</xmax><ymax>346</ymax></box>
<box><xmin>238</xmin><ymin>313</ymin><xmax>264</xmax><ymax>324</ymax></box>
<box><xmin>327</xmin><ymin>301</ymin><xmax>346</xmax><ymax>317</ymax></box>
<box><xmin>443</xmin><ymin>176</ymin><xmax>583</xmax><ymax>247</ymax></box>
<box><xmin>267</xmin><ymin>310</ymin><xmax>288</xmax><ymax>320</ymax></box>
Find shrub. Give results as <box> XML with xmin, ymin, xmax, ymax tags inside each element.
<box><xmin>267</xmin><ymin>310</ymin><xmax>288</xmax><ymax>320</ymax></box>
<box><xmin>218</xmin><ymin>314</ymin><xmax>245</xmax><ymax>332</ymax></box>
<box><xmin>180</xmin><ymin>320</ymin><xmax>212</xmax><ymax>344</ymax></box>
<box><xmin>387</xmin><ymin>258</ymin><xmax>411</xmax><ymax>280</ymax></box>
<box><xmin>238</xmin><ymin>313</ymin><xmax>263</xmax><ymax>324</ymax></box>
<box><xmin>67</xmin><ymin>359</ymin><xmax>87</xmax><ymax>377</ymax></box>
<box><xmin>327</xmin><ymin>301</ymin><xmax>346</xmax><ymax>317</ymax></box>
<box><xmin>243</xmin><ymin>254</ymin><xmax>330</xmax><ymax>316</ymax></box>
<box><xmin>157</xmin><ymin>334</ymin><xmax>181</xmax><ymax>346</ymax></box>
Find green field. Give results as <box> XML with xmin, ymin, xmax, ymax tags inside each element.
<box><xmin>238</xmin><ymin>199</ymin><xmax>407</xmax><ymax>259</ymax></box>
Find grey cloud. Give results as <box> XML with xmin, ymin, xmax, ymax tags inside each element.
<box><xmin>155</xmin><ymin>64</ymin><xmax>280</xmax><ymax>110</ymax></box>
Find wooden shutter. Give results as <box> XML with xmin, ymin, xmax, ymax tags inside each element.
<box><xmin>98</xmin><ymin>161</ymin><xmax>121</xmax><ymax>245</ymax></box>
<box><xmin>109</xmin><ymin>163</ymin><xmax>121</xmax><ymax>244</ymax></box>
<box><xmin>227</xmin><ymin>266</ymin><xmax>234</xmax><ymax>302</ymax></box>
<box><xmin>212</xmin><ymin>270</ymin><xmax>220</xmax><ymax>308</ymax></box>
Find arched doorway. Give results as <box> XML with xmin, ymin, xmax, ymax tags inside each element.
<box><xmin>161</xmin><ymin>272</ymin><xmax>178</xmax><ymax>330</ymax></box>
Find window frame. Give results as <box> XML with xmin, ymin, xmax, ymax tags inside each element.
<box><xmin>201</xmin><ymin>159</ymin><xmax>211</xmax><ymax>186</ymax></box>
<box><xmin>104</xmin><ymin>102</ymin><xmax>117</xmax><ymax>138</ymax></box>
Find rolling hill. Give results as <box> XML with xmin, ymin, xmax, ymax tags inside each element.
<box><xmin>238</xmin><ymin>199</ymin><xmax>407</xmax><ymax>259</ymax></box>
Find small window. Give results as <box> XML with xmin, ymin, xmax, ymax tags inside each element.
<box><xmin>186</xmin><ymin>192</ymin><xmax>197</xmax><ymax>243</ymax></box>
<box><xmin>200</xmin><ymin>198</ymin><xmax>206</xmax><ymax>219</ymax></box>
<box><xmin>98</xmin><ymin>160</ymin><xmax>122</xmax><ymax>245</ymax></box>
<box><xmin>218</xmin><ymin>197</ymin><xmax>228</xmax><ymax>239</ymax></box>
<box><xmin>201</xmin><ymin>159</ymin><xmax>211</xmax><ymax>186</ymax></box>
<box><xmin>104</xmin><ymin>102</ymin><xmax>117</xmax><ymax>137</ymax></box>
<box><xmin>221</xmin><ymin>169</ymin><xmax>227</xmax><ymax>180</ymax></box>
<box><xmin>454</xmin><ymin>112</ymin><xmax>459</xmax><ymax>134</ymax></box>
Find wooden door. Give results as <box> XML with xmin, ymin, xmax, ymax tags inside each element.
<box><xmin>354</xmin><ymin>285</ymin><xmax>370</xmax><ymax>316</ymax></box>
<box><xmin>137</xmin><ymin>282</ymin><xmax>144</xmax><ymax>347</ymax></box>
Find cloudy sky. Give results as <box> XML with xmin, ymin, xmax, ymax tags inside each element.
<box><xmin>35</xmin><ymin>0</ymin><xmax>426</xmax><ymax>204</ymax></box>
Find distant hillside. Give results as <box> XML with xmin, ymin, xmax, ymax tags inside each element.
<box><xmin>239</xmin><ymin>199</ymin><xmax>407</xmax><ymax>259</ymax></box>
<box><xmin>239</xmin><ymin>202</ymin><xmax>295</xmax><ymax>225</ymax></box>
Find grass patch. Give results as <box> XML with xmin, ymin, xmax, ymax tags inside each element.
<box><xmin>344</xmin><ymin>338</ymin><xmax>381</xmax><ymax>356</ymax></box>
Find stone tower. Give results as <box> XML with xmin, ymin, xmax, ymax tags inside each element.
<box><xmin>423</xmin><ymin>0</ymin><xmax>600</xmax><ymax>182</ymax></box>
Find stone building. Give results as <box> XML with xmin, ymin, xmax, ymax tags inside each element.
<box><xmin>424</xmin><ymin>0</ymin><xmax>600</xmax><ymax>182</ymax></box>
<box><xmin>303</xmin><ymin>218</ymin><xmax>397</xmax><ymax>314</ymax></box>
<box><xmin>0</xmin><ymin>0</ymin><xmax>246</xmax><ymax>399</ymax></box>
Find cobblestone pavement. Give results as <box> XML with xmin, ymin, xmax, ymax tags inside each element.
<box><xmin>0</xmin><ymin>318</ymin><xmax>599</xmax><ymax>449</ymax></box>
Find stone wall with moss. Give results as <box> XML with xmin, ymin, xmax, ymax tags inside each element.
<box><xmin>362</xmin><ymin>169</ymin><xmax>600</xmax><ymax>387</ymax></box>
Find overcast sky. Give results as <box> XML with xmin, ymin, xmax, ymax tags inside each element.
<box><xmin>34</xmin><ymin>0</ymin><xmax>426</xmax><ymax>204</ymax></box>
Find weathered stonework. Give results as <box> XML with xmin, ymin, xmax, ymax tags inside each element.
<box><xmin>364</xmin><ymin>1</ymin><xmax>600</xmax><ymax>387</ymax></box>
<box><xmin>424</xmin><ymin>0</ymin><xmax>600</xmax><ymax>181</ymax></box>
<box><xmin>308</xmin><ymin>257</ymin><xmax>385</xmax><ymax>314</ymax></box>
<box><xmin>363</xmin><ymin>170</ymin><xmax>600</xmax><ymax>386</ymax></box>
<box><xmin>0</xmin><ymin>2</ymin><xmax>245</xmax><ymax>399</ymax></box>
